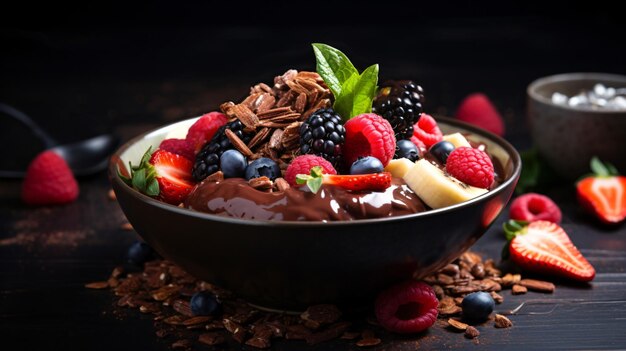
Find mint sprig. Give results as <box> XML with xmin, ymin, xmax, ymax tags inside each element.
<box><xmin>119</xmin><ymin>147</ymin><xmax>160</xmax><ymax>197</ymax></box>
<box><xmin>312</xmin><ymin>43</ymin><xmax>379</xmax><ymax>120</ymax></box>
<box><xmin>295</xmin><ymin>166</ymin><xmax>324</xmax><ymax>194</ymax></box>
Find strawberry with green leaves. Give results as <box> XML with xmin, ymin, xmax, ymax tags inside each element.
<box><xmin>577</xmin><ymin>157</ymin><xmax>626</xmax><ymax>224</ymax></box>
<box><xmin>120</xmin><ymin>147</ymin><xmax>195</xmax><ymax>205</ymax></box>
<box><xmin>503</xmin><ymin>220</ymin><xmax>595</xmax><ymax>282</ymax></box>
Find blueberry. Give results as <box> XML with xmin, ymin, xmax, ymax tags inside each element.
<box><xmin>429</xmin><ymin>141</ymin><xmax>455</xmax><ymax>164</ymax></box>
<box><xmin>220</xmin><ymin>149</ymin><xmax>247</xmax><ymax>178</ymax></box>
<box><xmin>395</xmin><ymin>140</ymin><xmax>420</xmax><ymax>162</ymax></box>
<box><xmin>244</xmin><ymin>157</ymin><xmax>281</xmax><ymax>181</ymax></box>
<box><xmin>190</xmin><ymin>291</ymin><xmax>221</xmax><ymax>316</ymax></box>
<box><xmin>350</xmin><ymin>156</ymin><xmax>384</xmax><ymax>175</ymax></box>
<box><xmin>461</xmin><ymin>292</ymin><xmax>495</xmax><ymax>321</ymax></box>
<box><xmin>127</xmin><ymin>241</ymin><xmax>155</xmax><ymax>266</ymax></box>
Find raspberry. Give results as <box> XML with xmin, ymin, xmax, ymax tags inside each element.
<box><xmin>284</xmin><ymin>155</ymin><xmax>337</xmax><ymax>186</ymax></box>
<box><xmin>456</xmin><ymin>93</ymin><xmax>505</xmax><ymax>137</ymax></box>
<box><xmin>159</xmin><ymin>138</ymin><xmax>195</xmax><ymax>161</ymax></box>
<box><xmin>510</xmin><ymin>193</ymin><xmax>562</xmax><ymax>224</ymax></box>
<box><xmin>375</xmin><ymin>281</ymin><xmax>438</xmax><ymax>334</ymax></box>
<box><xmin>186</xmin><ymin>112</ymin><xmax>228</xmax><ymax>153</ymax></box>
<box><xmin>445</xmin><ymin>147</ymin><xmax>495</xmax><ymax>189</ymax></box>
<box><xmin>410</xmin><ymin>135</ymin><xmax>427</xmax><ymax>155</ymax></box>
<box><xmin>412</xmin><ymin>114</ymin><xmax>442</xmax><ymax>148</ymax></box>
<box><xmin>22</xmin><ymin>150</ymin><xmax>79</xmax><ymax>205</ymax></box>
<box><xmin>343</xmin><ymin>113</ymin><xmax>396</xmax><ymax>167</ymax></box>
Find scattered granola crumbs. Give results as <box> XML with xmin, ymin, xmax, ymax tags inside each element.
<box><xmin>465</xmin><ymin>326</ymin><xmax>480</xmax><ymax>339</ymax></box>
<box><xmin>494</xmin><ymin>314</ymin><xmax>513</xmax><ymax>328</ymax></box>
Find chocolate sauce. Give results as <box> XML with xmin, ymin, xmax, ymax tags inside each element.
<box><xmin>184</xmin><ymin>178</ymin><xmax>426</xmax><ymax>221</ymax></box>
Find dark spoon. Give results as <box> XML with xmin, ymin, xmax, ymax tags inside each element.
<box><xmin>0</xmin><ymin>102</ymin><xmax>119</xmax><ymax>178</ymax></box>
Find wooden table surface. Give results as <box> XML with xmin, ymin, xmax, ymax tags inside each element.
<box><xmin>1</xmin><ymin>14</ymin><xmax>626</xmax><ymax>350</ymax></box>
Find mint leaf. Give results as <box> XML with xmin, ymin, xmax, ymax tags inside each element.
<box><xmin>296</xmin><ymin>174</ymin><xmax>309</xmax><ymax>184</ymax></box>
<box><xmin>312</xmin><ymin>43</ymin><xmax>358</xmax><ymax>97</ymax></box>
<box><xmin>590</xmin><ymin>156</ymin><xmax>609</xmax><ymax>177</ymax></box>
<box><xmin>350</xmin><ymin>64</ymin><xmax>379</xmax><ymax>117</ymax></box>
<box><xmin>307</xmin><ymin>176</ymin><xmax>323</xmax><ymax>194</ymax></box>
<box><xmin>332</xmin><ymin>73</ymin><xmax>359</xmax><ymax>120</ymax></box>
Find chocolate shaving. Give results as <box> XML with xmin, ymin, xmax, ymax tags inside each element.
<box><xmin>249</xmin><ymin>176</ymin><xmax>273</xmax><ymax>191</ymax></box>
<box><xmin>203</xmin><ymin>171</ymin><xmax>224</xmax><ymax>183</ymax></box>
<box><xmin>258</xmin><ymin>107</ymin><xmax>294</xmax><ymax>119</ymax></box>
<box><xmin>247</xmin><ymin>127</ymin><xmax>271</xmax><ymax>150</ymax></box>
<box><xmin>225</xmin><ymin>129</ymin><xmax>254</xmax><ymax>157</ymax></box>
<box><xmin>295</xmin><ymin>93</ymin><xmax>307</xmax><ymax>113</ymax></box>
<box><xmin>274</xmin><ymin>178</ymin><xmax>290</xmax><ymax>192</ymax></box>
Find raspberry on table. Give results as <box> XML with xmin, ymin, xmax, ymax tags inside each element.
<box><xmin>445</xmin><ymin>147</ymin><xmax>495</xmax><ymax>189</ymax></box>
<box><xmin>375</xmin><ymin>281</ymin><xmax>438</xmax><ymax>334</ymax></box>
<box><xmin>343</xmin><ymin>113</ymin><xmax>396</xmax><ymax>168</ymax></box>
<box><xmin>456</xmin><ymin>93</ymin><xmax>505</xmax><ymax>137</ymax></box>
<box><xmin>412</xmin><ymin>114</ymin><xmax>442</xmax><ymax>147</ymax></box>
<box><xmin>509</xmin><ymin>193</ymin><xmax>562</xmax><ymax>224</ymax></box>
<box><xmin>21</xmin><ymin>150</ymin><xmax>79</xmax><ymax>205</ymax></box>
<box><xmin>285</xmin><ymin>155</ymin><xmax>337</xmax><ymax>186</ymax></box>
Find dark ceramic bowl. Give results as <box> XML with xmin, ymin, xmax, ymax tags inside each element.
<box><xmin>528</xmin><ymin>73</ymin><xmax>626</xmax><ymax>179</ymax></box>
<box><xmin>109</xmin><ymin>116</ymin><xmax>521</xmax><ymax>311</ymax></box>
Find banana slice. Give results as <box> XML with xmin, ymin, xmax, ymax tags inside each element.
<box><xmin>403</xmin><ymin>159</ymin><xmax>487</xmax><ymax>209</ymax></box>
<box><xmin>384</xmin><ymin>158</ymin><xmax>415</xmax><ymax>178</ymax></box>
<box><xmin>443</xmin><ymin>133</ymin><xmax>471</xmax><ymax>148</ymax></box>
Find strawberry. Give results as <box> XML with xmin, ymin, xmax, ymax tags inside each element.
<box><xmin>503</xmin><ymin>220</ymin><xmax>595</xmax><ymax>282</ymax></box>
<box><xmin>576</xmin><ymin>157</ymin><xmax>626</xmax><ymax>224</ymax></box>
<box><xmin>295</xmin><ymin>166</ymin><xmax>391</xmax><ymax>193</ymax></box>
<box><xmin>120</xmin><ymin>148</ymin><xmax>195</xmax><ymax>205</ymax></box>
<box><xmin>22</xmin><ymin>150</ymin><xmax>79</xmax><ymax>205</ymax></box>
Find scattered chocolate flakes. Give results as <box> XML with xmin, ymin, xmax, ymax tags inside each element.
<box><xmin>249</xmin><ymin>176</ymin><xmax>273</xmax><ymax>191</ymax></box>
<box><xmin>203</xmin><ymin>171</ymin><xmax>224</xmax><ymax>183</ymax></box>
<box><xmin>356</xmin><ymin>337</ymin><xmax>382</xmax><ymax>347</ymax></box>
<box><xmin>198</xmin><ymin>332</ymin><xmax>226</xmax><ymax>346</ymax></box>
<box><xmin>465</xmin><ymin>326</ymin><xmax>480</xmax><ymax>339</ymax></box>
<box><xmin>274</xmin><ymin>177</ymin><xmax>290</xmax><ymax>192</ymax></box>
<box><xmin>171</xmin><ymin>339</ymin><xmax>192</xmax><ymax>349</ymax></box>
<box><xmin>305</xmin><ymin>321</ymin><xmax>351</xmax><ymax>345</ymax></box>
<box><xmin>490</xmin><ymin>291</ymin><xmax>504</xmax><ymax>304</ymax></box>
<box><xmin>225</xmin><ymin>129</ymin><xmax>253</xmax><ymax>157</ymax></box>
<box><xmin>447</xmin><ymin>318</ymin><xmax>469</xmax><ymax>331</ymax></box>
<box><xmin>501</xmin><ymin>273</ymin><xmax>521</xmax><ymax>287</ymax></box>
<box><xmin>301</xmin><ymin>304</ymin><xmax>342</xmax><ymax>329</ymax></box>
<box><xmin>511</xmin><ymin>284</ymin><xmax>528</xmax><ymax>295</ymax></box>
<box><xmin>85</xmin><ymin>281</ymin><xmax>109</xmax><ymax>289</ymax></box>
<box><xmin>172</xmin><ymin>299</ymin><xmax>193</xmax><ymax>317</ymax></box>
<box><xmin>341</xmin><ymin>331</ymin><xmax>361</xmax><ymax>340</ymax></box>
<box><xmin>519</xmin><ymin>279</ymin><xmax>555</xmax><ymax>293</ymax></box>
<box><xmin>494</xmin><ymin>314</ymin><xmax>513</xmax><ymax>328</ymax></box>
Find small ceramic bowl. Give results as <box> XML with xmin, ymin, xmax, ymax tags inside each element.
<box><xmin>109</xmin><ymin>117</ymin><xmax>521</xmax><ymax>311</ymax></box>
<box><xmin>527</xmin><ymin>73</ymin><xmax>626</xmax><ymax>179</ymax></box>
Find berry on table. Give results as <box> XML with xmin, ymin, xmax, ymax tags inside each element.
<box><xmin>190</xmin><ymin>291</ymin><xmax>221</xmax><ymax>316</ymax></box>
<box><xmin>375</xmin><ymin>281</ymin><xmax>438</xmax><ymax>334</ymax></box>
<box><xmin>509</xmin><ymin>193</ymin><xmax>562</xmax><ymax>224</ymax></box>
<box><xmin>456</xmin><ymin>93</ymin><xmax>505</xmax><ymax>137</ymax></box>
<box><xmin>372</xmin><ymin>80</ymin><xmax>425</xmax><ymax>140</ymax></box>
<box><xmin>245</xmin><ymin>157</ymin><xmax>281</xmax><ymax>181</ymax></box>
<box><xmin>350</xmin><ymin>156</ymin><xmax>384</xmax><ymax>175</ymax></box>
<box><xmin>299</xmin><ymin>108</ymin><xmax>345</xmax><ymax>168</ymax></box>
<box><xmin>127</xmin><ymin>241</ymin><xmax>155</xmax><ymax>266</ymax></box>
<box><xmin>445</xmin><ymin>147</ymin><xmax>495</xmax><ymax>189</ymax></box>
<box><xmin>395</xmin><ymin>139</ymin><xmax>420</xmax><ymax>162</ymax></box>
<box><xmin>343</xmin><ymin>113</ymin><xmax>396</xmax><ymax>167</ymax></box>
<box><xmin>285</xmin><ymin>155</ymin><xmax>336</xmax><ymax>187</ymax></box>
<box><xmin>461</xmin><ymin>291</ymin><xmax>495</xmax><ymax>321</ymax></box>
<box><xmin>21</xmin><ymin>150</ymin><xmax>79</xmax><ymax>205</ymax></box>
<box><xmin>429</xmin><ymin>140</ymin><xmax>455</xmax><ymax>164</ymax></box>
<box><xmin>412</xmin><ymin>114</ymin><xmax>443</xmax><ymax>148</ymax></box>
<box><xmin>219</xmin><ymin>149</ymin><xmax>247</xmax><ymax>179</ymax></box>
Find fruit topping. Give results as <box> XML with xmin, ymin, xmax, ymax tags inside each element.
<box><xmin>384</xmin><ymin>158</ymin><xmax>415</xmax><ymax>178</ymax></box>
<box><xmin>22</xmin><ymin>150</ymin><xmax>79</xmax><ymax>205</ymax></box>
<box><xmin>576</xmin><ymin>157</ymin><xmax>626</xmax><ymax>224</ymax></box>
<box><xmin>192</xmin><ymin>120</ymin><xmax>254</xmax><ymax>181</ymax></box>
<box><xmin>442</xmin><ymin>132</ymin><xmax>471</xmax><ymax>148</ymax></box>
<box><xmin>412</xmin><ymin>114</ymin><xmax>443</xmax><ymax>148</ymax></box>
<box><xmin>372</xmin><ymin>80</ymin><xmax>425</xmax><ymax>140</ymax></box>
<box><xmin>343</xmin><ymin>113</ymin><xmax>396</xmax><ymax>167</ymax></box>
<box><xmin>190</xmin><ymin>291</ymin><xmax>222</xmax><ymax>316</ymax></box>
<box><xmin>509</xmin><ymin>193</ymin><xmax>562</xmax><ymax>224</ymax></box>
<box><xmin>461</xmin><ymin>292</ymin><xmax>495</xmax><ymax>322</ymax></box>
<box><xmin>429</xmin><ymin>140</ymin><xmax>455</xmax><ymax>164</ymax></box>
<box><xmin>127</xmin><ymin>241</ymin><xmax>156</xmax><ymax>266</ymax></box>
<box><xmin>296</xmin><ymin>166</ymin><xmax>391</xmax><ymax>193</ymax></box>
<box><xmin>244</xmin><ymin>157</ymin><xmax>281</xmax><ymax>181</ymax></box>
<box><xmin>186</xmin><ymin>112</ymin><xmax>228</xmax><ymax>153</ymax></box>
<box><xmin>159</xmin><ymin>138</ymin><xmax>195</xmax><ymax>161</ymax></box>
<box><xmin>350</xmin><ymin>156</ymin><xmax>384</xmax><ymax>175</ymax></box>
<box><xmin>403</xmin><ymin>159</ymin><xmax>487</xmax><ymax>209</ymax></box>
<box><xmin>299</xmin><ymin>108</ymin><xmax>345</xmax><ymax>167</ymax></box>
<box><xmin>375</xmin><ymin>281</ymin><xmax>438</xmax><ymax>334</ymax></box>
<box><xmin>395</xmin><ymin>139</ymin><xmax>420</xmax><ymax>162</ymax></box>
<box><xmin>220</xmin><ymin>149</ymin><xmax>247</xmax><ymax>179</ymax></box>
<box><xmin>284</xmin><ymin>155</ymin><xmax>337</xmax><ymax>187</ymax></box>
<box><xmin>504</xmin><ymin>220</ymin><xmax>595</xmax><ymax>282</ymax></box>
<box><xmin>446</xmin><ymin>147</ymin><xmax>495</xmax><ymax>189</ymax></box>
<box><xmin>456</xmin><ymin>93</ymin><xmax>505</xmax><ymax>137</ymax></box>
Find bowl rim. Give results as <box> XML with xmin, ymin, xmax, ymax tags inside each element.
<box><xmin>527</xmin><ymin>72</ymin><xmax>626</xmax><ymax>114</ymax></box>
<box><xmin>109</xmin><ymin>116</ymin><xmax>521</xmax><ymax>227</ymax></box>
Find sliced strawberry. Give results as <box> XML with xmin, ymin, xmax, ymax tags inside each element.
<box><xmin>576</xmin><ymin>157</ymin><xmax>626</xmax><ymax>224</ymax></box>
<box><xmin>504</xmin><ymin>220</ymin><xmax>595</xmax><ymax>282</ymax></box>
<box><xmin>323</xmin><ymin>172</ymin><xmax>392</xmax><ymax>192</ymax></box>
<box><xmin>150</xmin><ymin>150</ymin><xmax>195</xmax><ymax>205</ymax></box>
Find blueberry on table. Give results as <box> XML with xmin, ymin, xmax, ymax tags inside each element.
<box><xmin>350</xmin><ymin>156</ymin><xmax>384</xmax><ymax>175</ymax></box>
<box><xmin>395</xmin><ymin>139</ymin><xmax>420</xmax><ymax>162</ymax></box>
<box><xmin>461</xmin><ymin>291</ymin><xmax>495</xmax><ymax>321</ymax></box>
<box><xmin>190</xmin><ymin>291</ymin><xmax>221</xmax><ymax>316</ymax></box>
<box><xmin>429</xmin><ymin>140</ymin><xmax>455</xmax><ymax>164</ymax></box>
<box><xmin>127</xmin><ymin>241</ymin><xmax>155</xmax><ymax>266</ymax></box>
<box><xmin>244</xmin><ymin>157</ymin><xmax>281</xmax><ymax>180</ymax></box>
<box><xmin>219</xmin><ymin>149</ymin><xmax>247</xmax><ymax>178</ymax></box>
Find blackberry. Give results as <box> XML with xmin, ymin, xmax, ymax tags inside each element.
<box><xmin>372</xmin><ymin>80</ymin><xmax>425</xmax><ymax>140</ymax></box>
<box><xmin>299</xmin><ymin>108</ymin><xmax>345</xmax><ymax>168</ymax></box>
<box><xmin>192</xmin><ymin>120</ymin><xmax>253</xmax><ymax>181</ymax></box>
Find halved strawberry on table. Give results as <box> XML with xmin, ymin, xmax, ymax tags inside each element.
<box><xmin>503</xmin><ymin>220</ymin><xmax>595</xmax><ymax>282</ymax></box>
<box><xmin>120</xmin><ymin>148</ymin><xmax>195</xmax><ymax>205</ymax></box>
<box><xmin>576</xmin><ymin>157</ymin><xmax>626</xmax><ymax>224</ymax></box>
